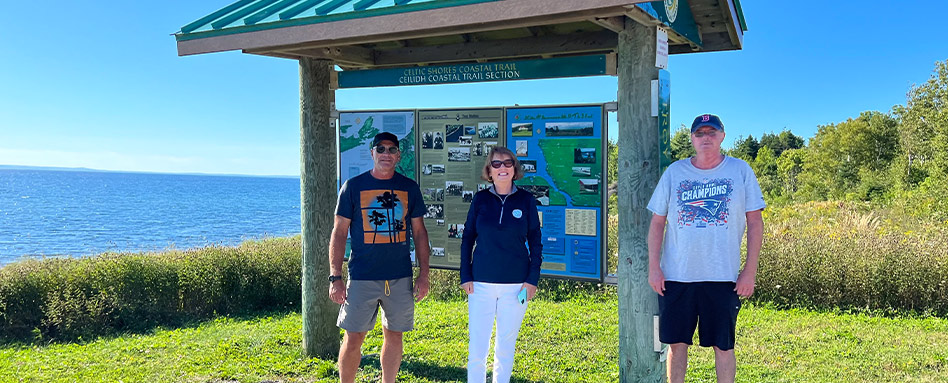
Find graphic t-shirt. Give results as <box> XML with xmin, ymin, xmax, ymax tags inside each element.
<box><xmin>647</xmin><ymin>156</ymin><xmax>766</xmax><ymax>282</ymax></box>
<box><xmin>336</xmin><ymin>171</ymin><xmax>425</xmax><ymax>280</ymax></box>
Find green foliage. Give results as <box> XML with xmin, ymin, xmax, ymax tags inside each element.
<box><xmin>883</xmin><ymin>60</ymin><xmax>948</xmax><ymax>218</ymax></box>
<box><xmin>756</xmin><ymin>202</ymin><xmax>948</xmax><ymax>315</ymax></box>
<box><xmin>424</xmin><ymin>268</ymin><xmax>465</xmax><ymax>301</ymax></box>
<box><xmin>796</xmin><ymin>111</ymin><xmax>899</xmax><ymax>200</ymax></box>
<box><xmin>669</xmin><ymin>125</ymin><xmax>695</xmax><ymax>161</ymax></box>
<box><xmin>775</xmin><ymin>148</ymin><xmax>806</xmax><ymax>199</ymax></box>
<box><xmin>751</xmin><ymin>146</ymin><xmax>779</xmax><ymax>197</ymax></box>
<box><xmin>729</xmin><ymin>134</ymin><xmax>759</xmax><ymax>161</ymax></box>
<box><xmin>0</xmin><ymin>238</ymin><xmax>301</xmax><ymax>342</ymax></box>
<box><xmin>759</xmin><ymin>129</ymin><xmax>805</xmax><ymax>157</ymax></box>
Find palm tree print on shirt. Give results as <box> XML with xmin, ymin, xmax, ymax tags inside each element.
<box><xmin>376</xmin><ymin>191</ymin><xmax>400</xmax><ymax>243</ymax></box>
<box><xmin>368</xmin><ymin>210</ymin><xmax>387</xmax><ymax>243</ymax></box>
<box><xmin>360</xmin><ymin>189</ymin><xmax>409</xmax><ymax>244</ymax></box>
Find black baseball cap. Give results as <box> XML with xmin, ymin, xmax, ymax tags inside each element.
<box><xmin>691</xmin><ymin>114</ymin><xmax>725</xmax><ymax>133</ymax></box>
<box><xmin>371</xmin><ymin>132</ymin><xmax>399</xmax><ymax>147</ymax></box>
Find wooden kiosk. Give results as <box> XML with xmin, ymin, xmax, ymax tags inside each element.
<box><xmin>175</xmin><ymin>1</ymin><xmax>747</xmax><ymax>380</ymax></box>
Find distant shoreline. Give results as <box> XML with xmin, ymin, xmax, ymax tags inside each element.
<box><xmin>0</xmin><ymin>164</ymin><xmax>298</xmax><ymax>179</ymax></box>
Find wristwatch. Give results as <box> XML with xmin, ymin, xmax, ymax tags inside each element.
<box><xmin>329</xmin><ymin>275</ymin><xmax>343</xmax><ymax>283</ymax></box>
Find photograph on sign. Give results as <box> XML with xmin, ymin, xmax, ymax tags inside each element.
<box><xmin>478</xmin><ymin>122</ymin><xmax>499</xmax><ymax>138</ymax></box>
<box><xmin>506</xmin><ymin>105</ymin><xmax>605</xmax><ymax>281</ymax></box>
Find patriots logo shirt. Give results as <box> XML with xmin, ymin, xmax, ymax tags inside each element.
<box><xmin>646</xmin><ymin>156</ymin><xmax>767</xmax><ymax>282</ymax></box>
<box><xmin>677</xmin><ymin>179</ymin><xmax>733</xmax><ymax>228</ymax></box>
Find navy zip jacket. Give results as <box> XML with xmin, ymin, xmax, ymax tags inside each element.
<box><xmin>460</xmin><ymin>185</ymin><xmax>543</xmax><ymax>286</ymax></box>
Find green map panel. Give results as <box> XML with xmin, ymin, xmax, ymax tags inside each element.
<box><xmin>397</xmin><ymin>130</ymin><xmax>415</xmax><ymax>180</ymax></box>
<box><xmin>339</xmin><ymin>116</ymin><xmax>414</xmax><ymax>179</ymax></box>
<box><xmin>518</xmin><ymin>176</ymin><xmax>567</xmax><ymax>206</ymax></box>
<box><xmin>339</xmin><ymin>116</ymin><xmax>379</xmax><ymax>153</ymax></box>
<box><xmin>538</xmin><ymin>138</ymin><xmax>602</xmax><ymax>207</ymax></box>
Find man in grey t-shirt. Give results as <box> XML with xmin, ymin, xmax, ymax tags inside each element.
<box><xmin>647</xmin><ymin>114</ymin><xmax>765</xmax><ymax>383</ymax></box>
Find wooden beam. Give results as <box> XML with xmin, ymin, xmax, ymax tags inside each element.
<box><xmin>617</xmin><ymin>18</ymin><xmax>663</xmax><ymax>382</ymax></box>
<box><xmin>623</xmin><ymin>6</ymin><xmax>662</xmax><ymax>28</ymax></box>
<box><xmin>691</xmin><ymin>31</ymin><xmax>733</xmax><ymax>52</ymax></box>
<box><xmin>590</xmin><ymin>16</ymin><xmax>626</xmax><ymax>33</ymax></box>
<box><xmin>371</xmin><ymin>30</ymin><xmax>618</xmax><ymax>67</ymax></box>
<box><xmin>279</xmin><ymin>45</ymin><xmax>376</xmax><ymax>66</ymax></box>
<box><xmin>178</xmin><ymin>0</ymin><xmax>644</xmax><ymax>56</ymax></box>
<box><xmin>247</xmin><ymin>50</ymin><xmax>303</xmax><ymax>60</ymax></box>
<box><xmin>300</xmin><ymin>57</ymin><xmax>340</xmax><ymax>359</ymax></box>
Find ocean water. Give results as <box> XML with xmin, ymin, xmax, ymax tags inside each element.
<box><xmin>0</xmin><ymin>169</ymin><xmax>302</xmax><ymax>266</ymax></box>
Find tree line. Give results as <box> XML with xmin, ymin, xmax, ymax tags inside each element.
<box><xmin>610</xmin><ymin>60</ymin><xmax>948</xmax><ymax>219</ymax></box>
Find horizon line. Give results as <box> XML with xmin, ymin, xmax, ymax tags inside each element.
<box><xmin>0</xmin><ymin>164</ymin><xmax>299</xmax><ymax>179</ymax></box>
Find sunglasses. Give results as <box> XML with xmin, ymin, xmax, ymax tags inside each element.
<box><xmin>693</xmin><ymin>130</ymin><xmax>719</xmax><ymax>138</ymax></box>
<box><xmin>490</xmin><ymin>159</ymin><xmax>515</xmax><ymax>169</ymax></box>
<box><xmin>375</xmin><ymin>145</ymin><xmax>400</xmax><ymax>154</ymax></box>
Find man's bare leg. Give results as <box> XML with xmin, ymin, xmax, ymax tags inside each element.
<box><xmin>667</xmin><ymin>343</ymin><xmax>689</xmax><ymax>383</ymax></box>
<box><xmin>380</xmin><ymin>328</ymin><xmax>404</xmax><ymax>383</ymax></box>
<box><xmin>713</xmin><ymin>346</ymin><xmax>736</xmax><ymax>383</ymax></box>
<box><xmin>339</xmin><ymin>331</ymin><xmax>367</xmax><ymax>383</ymax></box>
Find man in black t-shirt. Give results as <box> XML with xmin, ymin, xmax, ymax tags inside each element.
<box><xmin>329</xmin><ymin>132</ymin><xmax>430</xmax><ymax>383</ymax></box>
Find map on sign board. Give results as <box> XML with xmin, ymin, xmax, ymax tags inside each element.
<box><xmin>339</xmin><ymin>111</ymin><xmax>416</xmax><ymax>183</ymax></box>
<box><xmin>507</xmin><ymin>105</ymin><xmax>604</xmax><ymax>280</ymax></box>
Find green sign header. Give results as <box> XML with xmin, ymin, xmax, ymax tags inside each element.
<box><xmin>337</xmin><ymin>55</ymin><xmax>611</xmax><ymax>89</ymax></box>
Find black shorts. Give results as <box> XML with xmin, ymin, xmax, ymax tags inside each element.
<box><xmin>658</xmin><ymin>281</ymin><xmax>741</xmax><ymax>350</ymax></box>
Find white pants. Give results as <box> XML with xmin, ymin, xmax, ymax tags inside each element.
<box><xmin>467</xmin><ymin>282</ymin><xmax>529</xmax><ymax>383</ymax></box>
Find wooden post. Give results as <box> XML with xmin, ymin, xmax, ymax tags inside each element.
<box><xmin>617</xmin><ymin>18</ymin><xmax>663</xmax><ymax>382</ymax></box>
<box><xmin>300</xmin><ymin>57</ymin><xmax>339</xmax><ymax>358</ymax></box>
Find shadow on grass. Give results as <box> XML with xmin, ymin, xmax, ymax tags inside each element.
<box><xmin>359</xmin><ymin>354</ymin><xmax>545</xmax><ymax>383</ymax></box>
<box><xmin>0</xmin><ymin>308</ymin><xmax>298</xmax><ymax>348</ymax></box>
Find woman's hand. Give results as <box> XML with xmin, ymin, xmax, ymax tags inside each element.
<box><xmin>462</xmin><ymin>281</ymin><xmax>474</xmax><ymax>295</ymax></box>
<box><xmin>522</xmin><ymin>283</ymin><xmax>537</xmax><ymax>301</ymax></box>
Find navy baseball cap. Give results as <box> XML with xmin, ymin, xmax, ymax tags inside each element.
<box><xmin>691</xmin><ymin>114</ymin><xmax>725</xmax><ymax>133</ymax></box>
<box><xmin>371</xmin><ymin>132</ymin><xmax>399</xmax><ymax>147</ymax></box>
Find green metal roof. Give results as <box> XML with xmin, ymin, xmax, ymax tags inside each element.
<box><xmin>176</xmin><ymin>0</ymin><xmax>500</xmax><ymax>42</ymax></box>
<box><xmin>733</xmin><ymin>0</ymin><xmax>747</xmax><ymax>31</ymax></box>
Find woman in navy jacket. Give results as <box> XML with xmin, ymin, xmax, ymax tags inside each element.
<box><xmin>460</xmin><ymin>146</ymin><xmax>542</xmax><ymax>383</ymax></box>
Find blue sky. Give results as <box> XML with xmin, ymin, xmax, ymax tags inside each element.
<box><xmin>1</xmin><ymin>1</ymin><xmax>945</xmax><ymax>176</ymax></box>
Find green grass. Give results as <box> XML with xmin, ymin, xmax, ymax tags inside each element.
<box><xmin>3</xmin><ymin>298</ymin><xmax>946</xmax><ymax>382</ymax></box>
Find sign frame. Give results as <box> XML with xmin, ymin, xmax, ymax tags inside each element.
<box><xmin>337</xmin><ymin>103</ymin><xmax>609</xmax><ymax>283</ymax></box>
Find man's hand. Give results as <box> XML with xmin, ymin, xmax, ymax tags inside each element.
<box><xmin>329</xmin><ymin>280</ymin><xmax>346</xmax><ymax>304</ymax></box>
<box><xmin>522</xmin><ymin>283</ymin><xmax>538</xmax><ymax>301</ymax></box>
<box><xmin>414</xmin><ymin>274</ymin><xmax>430</xmax><ymax>302</ymax></box>
<box><xmin>735</xmin><ymin>269</ymin><xmax>756</xmax><ymax>298</ymax></box>
<box><xmin>461</xmin><ymin>281</ymin><xmax>474</xmax><ymax>295</ymax></box>
<box><xmin>648</xmin><ymin>267</ymin><xmax>666</xmax><ymax>296</ymax></box>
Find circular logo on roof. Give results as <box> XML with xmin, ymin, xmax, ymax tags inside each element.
<box><xmin>665</xmin><ymin>0</ymin><xmax>678</xmax><ymax>23</ymax></box>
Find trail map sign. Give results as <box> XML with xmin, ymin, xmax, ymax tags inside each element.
<box><xmin>506</xmin><ymin>105</ymin><xmax>605</xmax><ymax>281</ymax></box>
<box><xmin>338</xmin><ymin>105</ymin><xmax>606</xmax><ymax>282</ymax></box>
<box><xmin>338</xmin><ymin>111</ymin><xmax>416</xmax><ymax>182</ymax></box>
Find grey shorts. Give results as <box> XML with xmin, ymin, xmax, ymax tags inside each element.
<box><xmin>337</xmin><ymin>277</ymin><xmax>415</xmax><ymax>333</ymax></box>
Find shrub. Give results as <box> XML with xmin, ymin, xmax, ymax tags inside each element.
<box><xmin>755</xmin><ymin>202</ymin><xmax>948</xmax><ymax>315</ymax></box>
<box><xmin>0</xmin><ymin>237</ymin><xmax>301</xmax><ymax>342</ymax></box>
